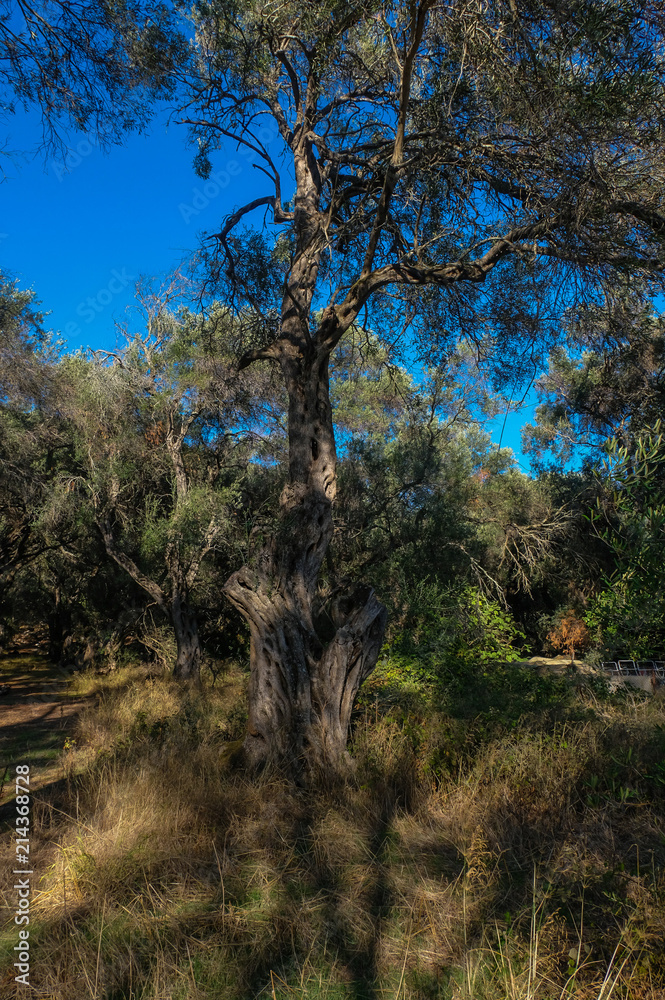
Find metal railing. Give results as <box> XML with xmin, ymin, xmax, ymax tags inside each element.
<box><xmin>602</xmin><ymin>660</ymin><xmax>665</xmax><ymax>678</ymax></box>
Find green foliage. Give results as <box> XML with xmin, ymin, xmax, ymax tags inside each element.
<box><xmin>433</xmin><ymin>658</ymin><xmax>572</xmax><ymax>735</ymax></box>
<box><xmin>0</xmin><ymin>271</ymin><xmax>49</xmax><ymax>364</ymax></box>
<box><xmin>584</xmin><ymin>586</ymin><xmax>663</xmax><ymax>660</ymax></box>
<box><xmin>41</xmin><ymin>282</ymin><xmax>286</xmax><ymax>670</ymax></box>
<box><xmin>586</xmin><ymin>423</ymin><xmax>665</xmax><ymax>657</ymax></box>
<box><xmin>361</xmin><ymin>585</ymin><xmax>536</xmax><ymax>758</ymax></box>
<box><xmin>524</xmin><ymin>290</ymin><xmax>665</xmax><ymax>472</ymax></box>
<box><xmin>389</xmin><ymin>582</ymin><xmax>525</xmax><ymax>664</ymax></box>
<box><xmin>331</xmin><ymin>337</ymin><xmax>533</xmax><ymax>615</ymax></box>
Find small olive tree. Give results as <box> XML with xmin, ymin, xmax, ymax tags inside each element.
<box><xmin>62</xmin><ymin>278</ymin><xmax>280</xmax><ymax>680</ymax></box>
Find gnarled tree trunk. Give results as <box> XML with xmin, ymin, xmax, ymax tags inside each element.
<box><xmin>224</xmin><ymin>344</ymin><xmax>387</xmax><ymax>777</ymax></box>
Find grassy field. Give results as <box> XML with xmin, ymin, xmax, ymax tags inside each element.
<box><xmin>1</xmin><ymin>655</ymin><xmax>665</xmax><ymax>999</ymax></box>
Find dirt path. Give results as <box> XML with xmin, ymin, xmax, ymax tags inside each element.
<box><xmin>0</xmin><ymin>654</ymin><xmax>93</xmax><ymax>797</ymax></box>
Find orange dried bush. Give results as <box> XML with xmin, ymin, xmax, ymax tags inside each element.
<box><xmin>547</xmin><ymin>609</ymin><xmax>590</xmax><ymax>661</ymax></box>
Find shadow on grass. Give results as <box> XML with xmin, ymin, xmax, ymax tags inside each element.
<box><xmin>0</xmin><ymin>655</ymin><xmax>147</xmax><ymax>810</ymax></box>
<box><xmin>244</xmin><ymin>785</ymin><xmax>403</xmax><ymax>1000</ymax></box>
<box><xmin>4</xmin><ymin>764</ymin><xmax>665</xmax><ymax>1000</ymax></box>
<box><xmin>2</xmin><ymin>661</ymin><xmax>665</xmax><ymax>1000</ymax></box>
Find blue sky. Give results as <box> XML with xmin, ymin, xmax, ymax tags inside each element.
<box><xmin>0</xmin><ymin>105</ymin><xmax>535</xmax><ymax>467</ymax></box>
<box><xmin>0</xmin><ymin>104</ymin><xmax>268</xmax><ymax>348</ymax></box>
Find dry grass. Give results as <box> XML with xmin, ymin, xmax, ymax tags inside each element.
<box><xmin>1</xmin><ymin>659</ymin><xmax>665</xmax><ymax>999</ymax></box>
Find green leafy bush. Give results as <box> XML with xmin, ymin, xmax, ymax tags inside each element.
<box><xmin>587</xmin><ymin>423</ymin><xmax>665</xmax><ymax>658</ymax></box>
<box><xmin>389</xmin><ymin>582</ymin><xmax>525</xmax><ymax>666</ymax></box>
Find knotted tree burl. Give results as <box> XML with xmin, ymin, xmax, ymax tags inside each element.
<box><xmin>181</xmin><ymin>0</ymin><xmax>665</xmax><ymax>775</ymax></box>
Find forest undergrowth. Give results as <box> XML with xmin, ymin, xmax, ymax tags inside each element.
<box><xmin>1</xmin><ymin>655</ymin><xmax>665</xmax><ymax>1000</ymax></box>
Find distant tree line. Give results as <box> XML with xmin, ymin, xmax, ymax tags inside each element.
<box><xmin>2</xmin><ymin>269</ymin><xmax>663</xmax><ymax>683</ymax></box>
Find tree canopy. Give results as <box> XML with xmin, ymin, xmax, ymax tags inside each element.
<box><xmin>183</xmin><ymin>0</ymin><xmax>665</xmax><ymax>360</ymax></box>
<box><xmin>4</xmin><ymin>0</ymin><xmax>665</xmax><ymax>778</ymax></box>
<box><xmin>524</xmin><ymin>288</ymin><xmax>665</xmax><ymax>469</ymax></box>
<box><xmin>0</xmin><ymin>0</ymin><xmax>186</xmax><ymax>158</ymax></box>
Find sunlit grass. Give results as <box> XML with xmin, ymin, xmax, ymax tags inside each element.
<box><xmin>1</xmin><ymin>656</ymin><xmax>664</xmax><ymax>998</ymax></box>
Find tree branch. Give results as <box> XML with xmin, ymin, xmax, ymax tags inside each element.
<box><xmin>98</xmin><ymin>518</ymin><xmax>167</xmax><ymax>611</ymax></box>
<box><xmin>185</xmin><ymin>518</ymin><xmax>220</xmax><ymax>591</ymax></box>
<box><xmin>360</xmin><ymin>0</ymin><xmax>433</xmax><ymax>279</ymax></box>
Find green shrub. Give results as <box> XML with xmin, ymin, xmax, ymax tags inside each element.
<box><xmin>389</xmin><ymin>582</ymin><xmax>524</xmax><ymax>663</ymax></box>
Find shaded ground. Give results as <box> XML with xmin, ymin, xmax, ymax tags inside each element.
<box><xmin>0</xmin><ymin>655</ymin><xmax>93</xmax><ymax>798</ymax></box>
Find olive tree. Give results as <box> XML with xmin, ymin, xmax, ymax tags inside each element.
<box><xmin>523</xmin><ymin>288</ymin><xmax>665</xmax><ymax>470</ymax></box>
<box><xmin>62</xmin><ymin>279</ymin><xmax>280</xmax><ymax>680</ymax></box>
<box><xmin>0</xmin><ymin>273</ymin><xmax>61</xmax><ymax>590</ymax></box>
<box><xmin>180</xmin><ymin>0</ymin><xmax>665</xmax><ymax>775</ymax></box>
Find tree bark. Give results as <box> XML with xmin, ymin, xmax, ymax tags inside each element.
<box><xmin>171</xmin><ymin>591</ymin><xmax>202</xmax><ymax>682</ymax></box>
<box><xmin>224</xmin><ymin>343</ymin><xmax>387</xmax><ymax>778</ymax></box>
